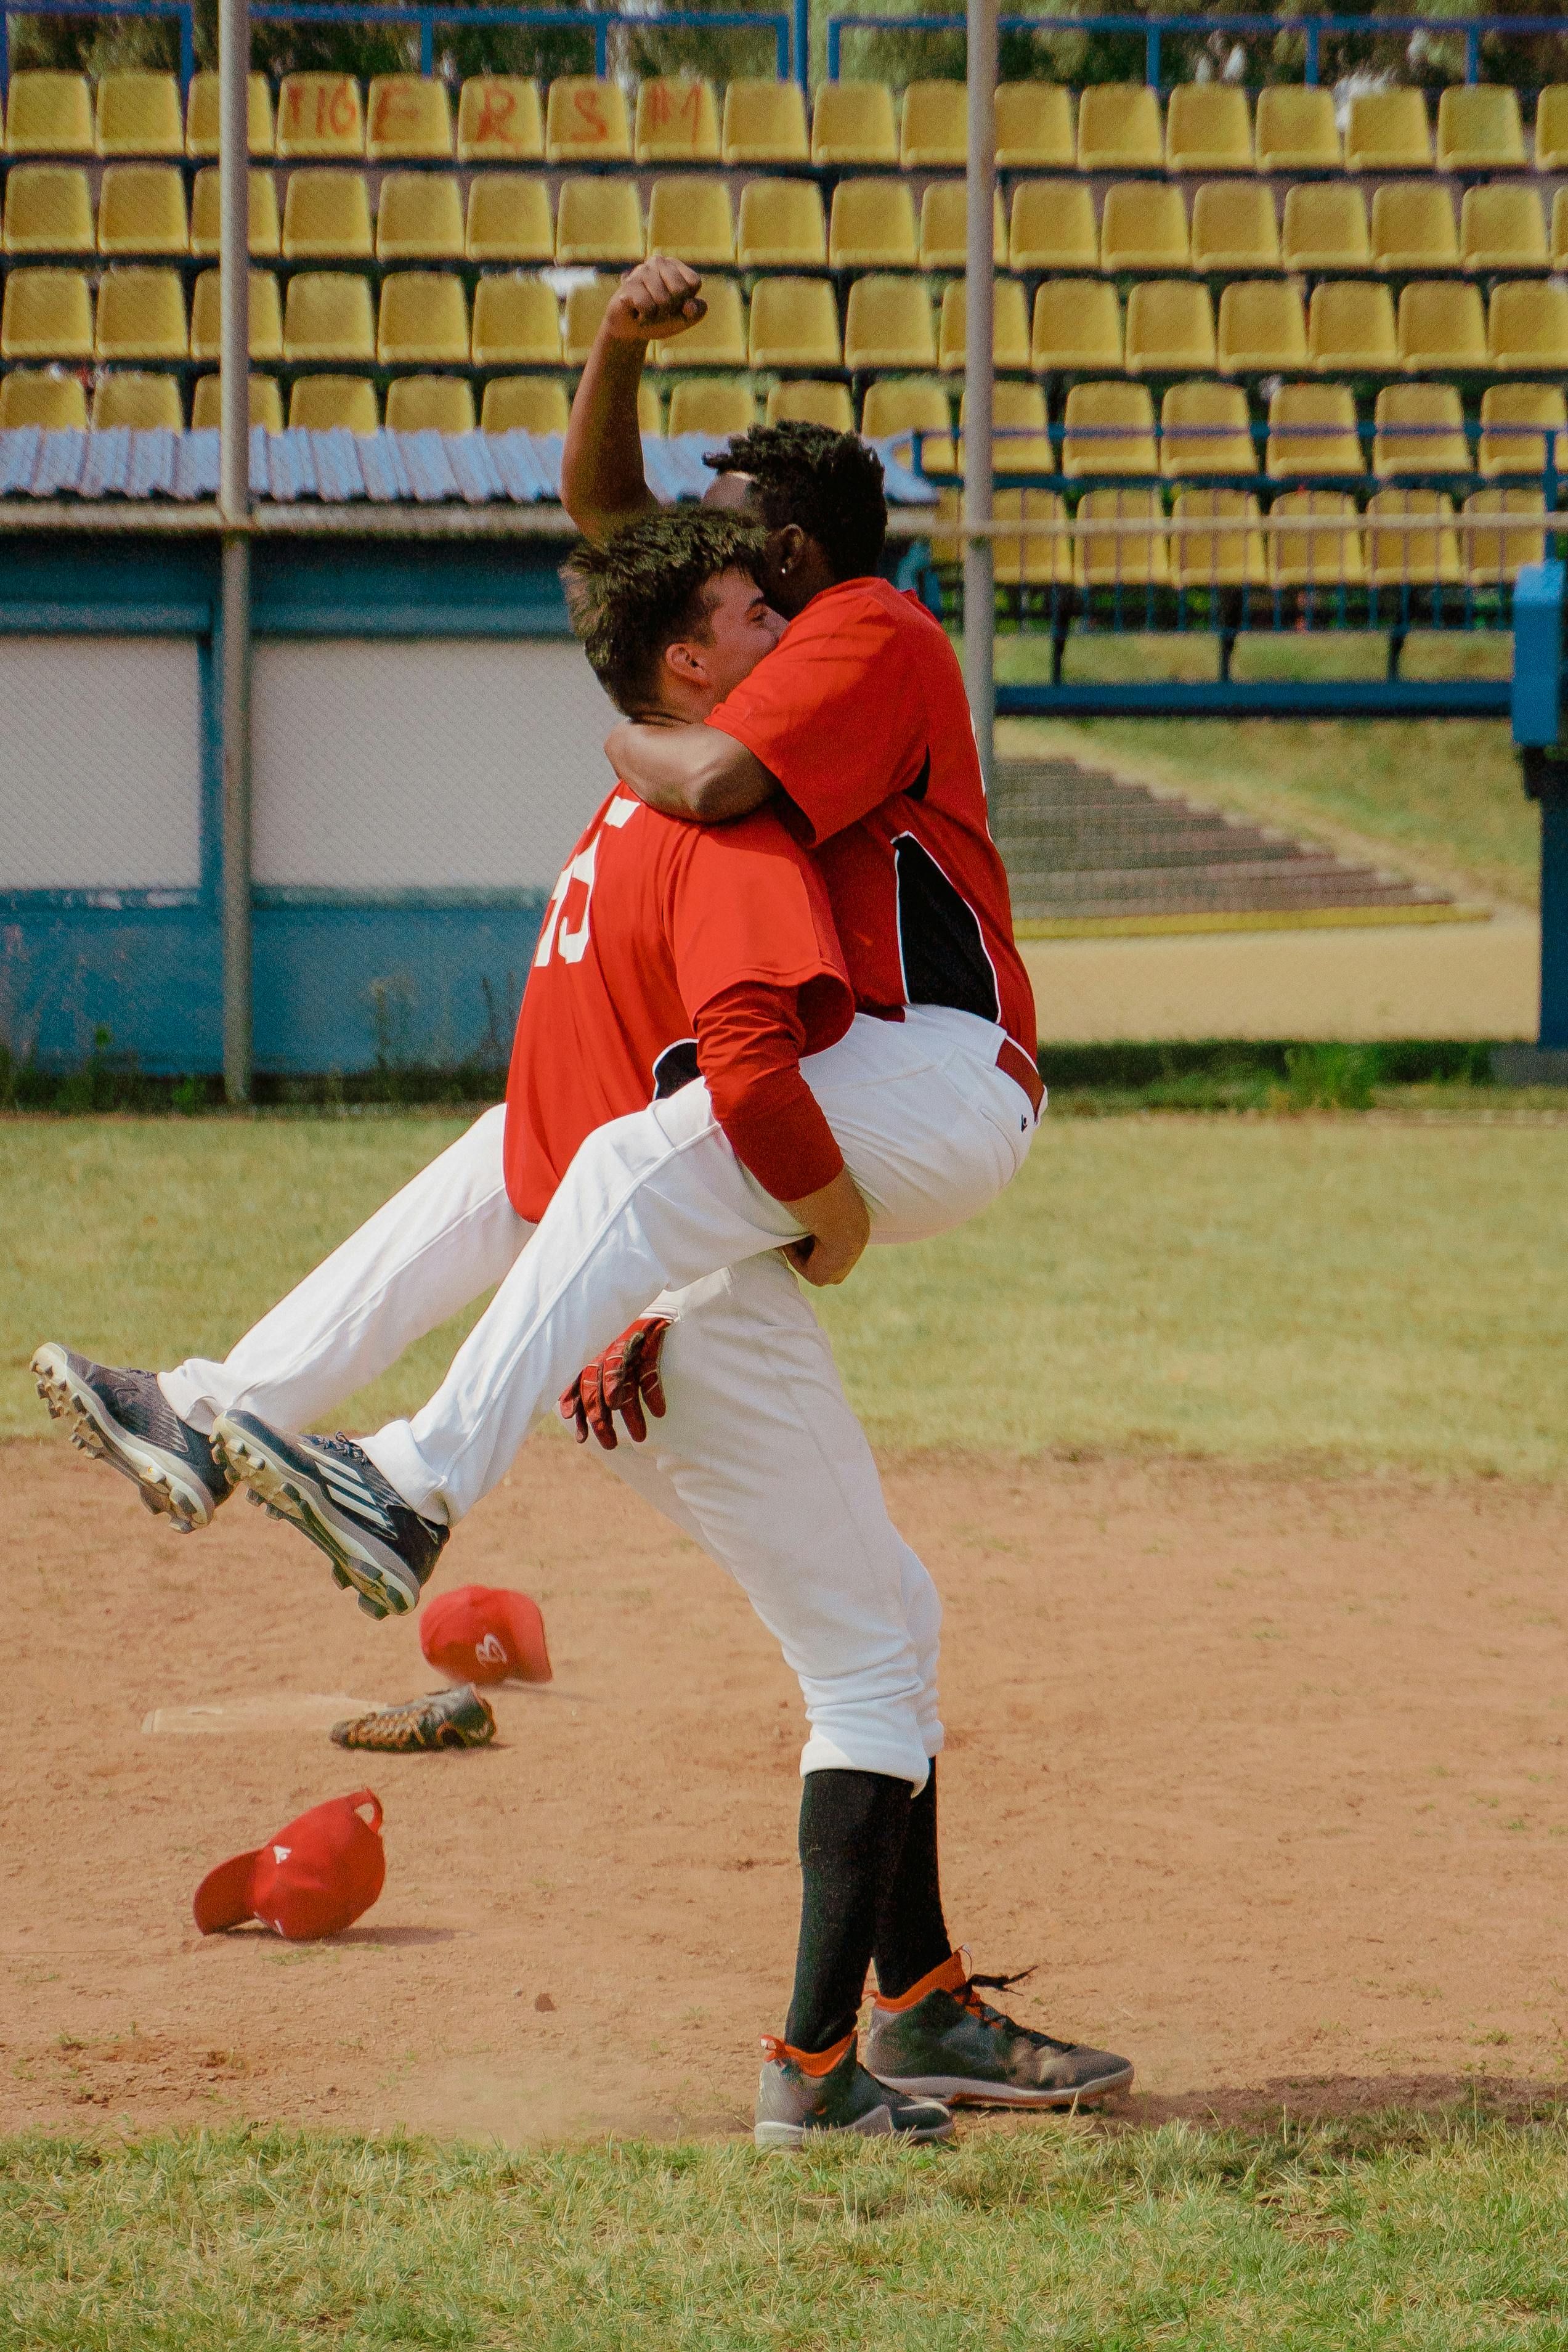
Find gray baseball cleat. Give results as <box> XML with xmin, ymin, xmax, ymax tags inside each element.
<box><xmin>754</xmin><ymin>2033</ymin><xmax>954</xmax><ymax>2151</ymax></box>
<box><xmin>863</xmin><ymin>1953</ymin><xmax>1134</xmax><ymax>2109</ymax></box>
<box><xmin>212</xmin><ymin>1410</ymin><xmax>447</xmax><ymax>1621</ymax></box>
<box><xmin>32</xmin><ymin>1343</ymin><xmax>232</xmax><ymax>1531</ymax></box>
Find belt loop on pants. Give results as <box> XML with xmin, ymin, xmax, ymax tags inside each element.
<box><xmin>996</xmin><ymin>1036</ymin><xmax>1045</xmax><ymax>1120</ymax></box>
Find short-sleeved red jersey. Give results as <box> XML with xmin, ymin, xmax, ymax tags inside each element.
<box><xmin>704</xmin><ymin>576</ymin><xmax>1036</xmax><ymax>1057</ymax></box>
<box><xmin>503</xmin><ymin>787</ymin><xmax>853</xmax><ymax>1222</ymax></box>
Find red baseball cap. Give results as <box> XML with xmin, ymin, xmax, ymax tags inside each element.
<box><xmin>420</xmin><ymin>1584</ymin><xmax>551</xmax><ymax>1687</ymax></box>
<box><xmin>193</xmin><ymin>1789</ymin><xmax>386</xmax><ymax>1940</ymax></box>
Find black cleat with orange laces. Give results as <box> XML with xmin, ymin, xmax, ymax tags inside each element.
<box><xmin>863</xmin><ymin>1951</ymin><xmax>1133</xmax><ymax>2109</ymax></box>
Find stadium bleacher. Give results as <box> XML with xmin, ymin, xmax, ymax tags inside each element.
<box><xmin>0</xmin><ymin>61</ymin><xmax>1564</xmax><ymax>585</ymax></box>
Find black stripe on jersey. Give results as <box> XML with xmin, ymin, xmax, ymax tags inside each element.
<box><xmin>892</xmin><ymin>833</ymin><xmax>1001</xmax><ymax>1025</ymax></box>
<box><xmin>652</xmin><ymin>1038</ymin><xmax>701</xmax><ymax>1097</ymax></box>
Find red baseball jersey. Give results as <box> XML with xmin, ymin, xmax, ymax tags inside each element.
<box><xmin>705</xmin><ymin>577</ymin><xmax>1037</xmax><ymax>1058</ymax></box>
<box><xmin>504</xmin><ymin>787</ymin><xmax>853</xmax><ymax>1222</ymax></box>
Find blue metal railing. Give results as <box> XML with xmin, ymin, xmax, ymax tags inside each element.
<box><xmin>827</xmin><ymin>11</ymin><xmax>1568</xmax><ymax>87</ymax></box>
<box><xmin>0</xmin><ymin>0</ymin><xmax>195</xmax><ymax>91</ymax></box>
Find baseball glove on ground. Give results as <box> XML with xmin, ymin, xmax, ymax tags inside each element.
<box><xmin>559</xmin><ymin>1314</ymin><xmax>672</xmax><ymax>1449</ymax></box>
<box><xmin>330</xmin><ymin>1684</ymin><xmax>496</xmax><ymax>1752</ymax></box>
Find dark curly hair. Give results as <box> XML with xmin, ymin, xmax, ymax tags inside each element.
<box><xmin>706</xmin><ymin>422</ymin><xmax>887</xmax><ymax>582</ymax></box>
<box><xmin>561</xmin><ymin>508</ymin><xmax>766</xmax><ymax>715</ymax></box>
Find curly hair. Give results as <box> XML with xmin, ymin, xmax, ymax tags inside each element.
<box><xmin>706</xmin><ymin>422</ymin><xmax>887</xmax><ymax>581</ymax></box>
<box><xmin>561</xmin><ymin>508</ymin><xmax>766</xmax><ymax>715</ymax></box>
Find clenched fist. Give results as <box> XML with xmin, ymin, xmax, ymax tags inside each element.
<box><xmin>604</xmin><ymin>256</ymin><xmax>707</xmax><ymax>344</ymax></box>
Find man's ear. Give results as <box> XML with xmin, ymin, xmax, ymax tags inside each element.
<box><xmin>773</xmin><ymin>523</ymin><xmax>809</xmax><ymax>579</ymax></box>
<box><xmin>661</xmin><ymin>635</ymin><xmax>710</xmax><ymax>688</ymax></box>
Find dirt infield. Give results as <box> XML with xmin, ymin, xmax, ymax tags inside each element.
<box><xmin>4</xmin><ymin>1430</ymin><xmax>1566</xmax><ymax>2144</ymax></box>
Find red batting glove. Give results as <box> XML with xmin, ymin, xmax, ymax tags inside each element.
<box><xmin>558</xmin><ymin>1314</ymin><xmax>673</xmax><ymax>1451</ymax></box>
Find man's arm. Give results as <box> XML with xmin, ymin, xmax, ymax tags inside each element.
<box><xmin>604</xmin><ymin>715</ymin><xmax>780</xmax><ymax>824</ymax></box>
<box><xmin>561</xmin><ymin>256</ymin><xmax>709</xmax><ymax>542</ymax></box>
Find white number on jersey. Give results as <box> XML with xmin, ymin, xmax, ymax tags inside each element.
<box><xmin>532</xmin><ymin>794</ymin><xmax>640</xmax><ymax>972</ymax></box>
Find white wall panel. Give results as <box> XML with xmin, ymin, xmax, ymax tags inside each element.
<box><xmin>253</xmin><ymin>639</ymin><xmax>619</xmax><ymax>892</ymax></box>
<box><xmin>0</xmin><ymin>637</ymin><xmax>202</xmax><ymax>890</ymax></box>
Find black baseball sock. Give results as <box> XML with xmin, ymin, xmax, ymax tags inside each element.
<box><xmin>784</xmin><ymin>1768</ymin><xmax>915</xmax><ymax>2054</ymax></box>
<box><xmin>872</xmin><ymin>1761</ymin><xmax>954</xmax><ymax>2000</ymax></box>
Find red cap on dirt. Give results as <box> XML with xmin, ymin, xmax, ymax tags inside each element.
<box><xmin>420</xmin><ymin>1585</ymin><xmax>551</xmax><ymax>1687</ymax></box>
<box><xmin>193</xmin><ymin>1790</ymin><xmax>386</xmax><ymax>1940</ymax></box>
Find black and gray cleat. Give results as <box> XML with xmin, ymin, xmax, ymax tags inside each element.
<box><xmin>211</xmin><ymin>1410</ymin><xmax>447</xmax><ymax>1621</ymax></box>
<box><xmin>331</xmin><ymin>1684</ymin><xmax>496</xmax><ymax>1752</ymax></box>
<box><xmin>754</xmin><ymin>2032</ymin><xmax>954</xmax><ymax>2151</ymax></box>
<box><xmin>31</xmin><ymin>1343</ymin><xmax>232</xmax><ymax>1532</ymax></box>
<box><xmin>863</xmin><ymin>1951</ymin><xmax>1134</xmax><ymax>2110</ymax></box>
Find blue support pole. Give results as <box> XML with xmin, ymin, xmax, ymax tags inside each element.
<box><xmin>1466</xmin><ymin>22</ymin><xmax>1480</xmax><ymax>81</ymax></box>
<box><xmin>594</xmin><ymin>12</ymin><xmax>607</xmax><ymax>71</ymax></box>
<box><xmin>1305</xmin><ymin>20</ymin><xmax>1320</xmax><ymax>81</ymax></box>
<box><xmin>420</xmin><ymin>6</ymin><xmax>434</xmax><ymax>71</ymax></box>
<box><xmin>794</xmin><ymin>0</ymin><xmax>808</xmax><ymax>86</ymax></box>
<box><xmin>1146</xmin><ymin>20</ymin><xmax>1160</xmax><ymax>84</ymax></box>
<box><xmin>1542</xmin><ymin>798</ymin><xmax>1568</xmax><ymax>1047</ymax></box>
<box><xmin>179</xmin><ymin>1</ymin><xmax>195</xmax><ymax>87</ymax></box>
<box><xmin>826</xmin><ymin>12</ymin><xmax>839</xmax><ymax>77</ymax></box>
<box><xmin>1</xmin><ymin>9</ymin><xmax>10</xmax><ymax>95</ymax></box>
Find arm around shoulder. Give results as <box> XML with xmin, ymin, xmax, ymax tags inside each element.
<box><xmin>607</xmin><ymin>718</ymin><xmax>781</xmax><ymax>823</ymax></box>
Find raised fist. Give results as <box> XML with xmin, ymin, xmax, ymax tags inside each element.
<box><xmin>603</xmin><ymin>256</ymin><xmax>707</xmax><ymax>344</ymax></box>
<box><xmin>559</xmin><ymin>1314</ymin><xmax>673</xmax><ymax>1449</ymax></box>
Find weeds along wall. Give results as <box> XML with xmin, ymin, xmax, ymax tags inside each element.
<box><xmin>0</xmin><ymin>526</ymin><xmax>616</xmax><ymax>1075</ymax></box>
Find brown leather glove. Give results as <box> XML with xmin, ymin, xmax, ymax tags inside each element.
<box><xmin>558</xmin><ymin>1314</ymin><xmax>673</xmax><ymax>1450</ymax></box>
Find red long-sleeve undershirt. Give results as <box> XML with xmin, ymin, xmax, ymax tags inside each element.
<box><xmin>693</xmin><ymin>980</ymin><xmax>846</xmax><ymax>1204</ymax></box>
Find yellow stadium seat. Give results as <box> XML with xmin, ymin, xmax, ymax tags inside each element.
<box><xmin>1478</xmin><ymin>384</ymin><xmax>1567</xmax><ymax>476</ymax></box>
<box><xmin>1166</xmin><ymin>84</ymin><xmax>1251</xmax><ymax>173</ymax></box>
<box><xmin>1370</xmin><ymin>182</ymin><xmax>1458</xmax><ymax>273</ymax></box>
<box><xmin>481</xmin><ymin>376</ymin><xmax>571</xmax><ymax>434</ymax></box>
<box><xmin>385</xmin><ymin>374</ymin><xmax>476</xmax><ymax>433</ymax></box>
<box><xmin>190</xmin><ymin>267</ymin><xmax>283</xmax><ymax>360</ymax></box>
<box><xmin>667</xmin><ymin>376</ymin><xmax>757</xmax><ymax>436</ymax></box>
<box><xmin>1170</xmin><ymin>488</ymin><xmax>1267</xmax><ymax>589</ymax></box>
<box><xmin>1397</xmin><ymin>280</ymin><xmax>1485</xmax><ymax>370</ymax></box>
<box><xmin>1346</xmin><ymin>88</ymin><xmax>1432</xmax><ymax>172</ymax></box>
<box><xmin>1031</xmin><ymin>278</ymin><xmax>1123</xmax><ymax>373</ymax></box>
<box><xmin>191</xmin><ymin>168</ymin><xmax>282</xmax><ymax>258</ymax></box>
<box><xmin>1537</xmin><ymin>86</ymin><xmax>1568</xmax><ymax>173</ymax></box>
<box><xmin>1371</xmin><ymin>383</ymin><xmax>1468</xmax><ymax>476</ymax></box>
<box><xmin>97</xmin><ymin>164</ymin><xmax>188</xmax><ymax>256</ymax></box>
<box><xmin>1160</xmin><ymin>380</ymin><xmax>1255</xmax><ymax>476</ymax></box>
<box><xmin>811</xmin><ymin>80</ymin><xmax>897</xmax><ymax>165</ymax></box>
<box><xmin>95</xmin><ymin>70</ymin><xmax>182</xmax><ymax>157</ymax></box>
<box><xmin>1061</xmin><ymin>381</ymin><xmax>1156</xmax><ymax>476</ymax></box>
<box><xmin>457</xmin><ymin>78</ymin><xmax>543</xmax><ymax>163</ymax></box>
<box><xmin>648</xmin><ymin>176</ymin><xmax>734</xmax><ymax>266</ymax></box>
<box><xmin>277</xmin><ymin>74</ymin><xmax>365</xmax><ymax>159</ymax></box>
<box><xmin>1269</xmin><ymin>490</ymin><xmax>1365</xmax><ymax>588</ymax></box>
<box><xmin>555</xmin><ymin>177</ymin><xmax>643</xmax><ymax>266</ymax></box>
<box><xmin>654</xmin><ymin>275</ymin><xmax>747</xmax><ymax>365</ymax></box>
<box><xmin>1254</xmin><ymin>84</ymin><xmax>1341</xmax><ymax>173</ymax></box>
<box><xmin>1365</xmin><ymin>487</ymin><xmax>1460</xmax><ymax>585</ymax></box>
<box><xmin>186</xmin><ymin>70</ymin><xmax>274</xmax><ymax>157</ymax></box>
<box><xmin>0</xmin><ymin>267</ymin><xmax>92</xmax><ymax>357</ymax></box>
<box><xmin>960</xmin><ymin>379</ymin><xmax>1051</xmax><ymax>474</ymax></box>
<box><xmin>1100</xmin><ymin>182</ymin><xmax>1188</xmax><ymax>274</ymax></box>
<box><xmin>1489</xmin><ymin>279</ymin><xmax>1568</xmax><ymax>371</ymax></box>
<box><xmin>721</xmin><ymin>78</ymin><xmax>809</xmax><ymax>164</ymax></box>
<box><xmin>191</xmin><ymin>372</ymin><xmax>282</xmax><ymax>430</ymax></box>
<box><xmin>1436</xmin><ymin>83</ymin><xmax>1525</xmax><ymax>172</ymax></box>
<box><xmin>377</xmin><ymin>173</ymin><xmax>464</xmax><ymax>261</ymax></box>
<box><xmin>901</xmin><ymin>79</ymin><xmax>967</xmax><ymax>168</ymax></box>
<box><xmin>861</xmin><ymin>376</ymin><xmax>954</xmax><ymax>471</ymax></box>
<box><xmin>377</xmin><ymin>272</ymin><xmax>468</xmax><ymax>364</ymax></box>
<box><xmin>735</xmin><ymin>178</ymin><xmax>826</xmax><ymax>267</ymax></box>
<box><xmin>1266</xmin><ymin>383</ymin><xmax>1362</xmax><ymax>477</ymax></box>
<box><xmin>843</xmin><ymin>274</ymin><xmax>936</xmax><ymax>368</ymax></box>
<box><xmin>546</xmin><ymin>76</ymin><xmax>632</xmax><ymax>163</ymax></box>
<box><xmin>919</xmin><ymin>184</ymin><xmax>1006</xmax><ymax>272</ymax></box>
<box><xmin>1008</xmin><ymin>181</ymin><xmax>1095</xmax><ymax>274</ymax></box>
<box><xmin>282</xmin><ymin>272</ymin><xmax>375</xmax><ymax>363</ymax></box>
<box><xmin>91</xmin><ymin>368</ymin><xmax>183</xmax><ymax>429</ymax></box>
<box><xmin>1074</xmin><ymin>488</ymin><xmax>1169</xmax><ymax>588</ymax></box>
<box><xmin>635</xmin><ymin>77</ymin><xmax>720</xmax><ymax>162</ymax></box>
<box><xmin>1462</xmin><ymin>487</ymin><xmax>1547</xmax><ymax>584</ymax></box>
<box><xmin>938</xmin><ymin>277</ymin><xmax>1030</xmax><ymax>372</ymax></box>
<box><xmin>749</xmin><ymin>276</ymin><xmax>839</xmax><ymax>368</ymax></box>
<box><xmin>1125</xmin><ymin>280</ymin><xmax>1216</xmax><ymax>374</ymax></box>
<box><xmin>1461</xmin><ymin>185</ymin><xmax>1546</xmax><ymax>272</ymax></box>
<box><xmin>466</xmin><ymin>177</ymin><xmax>553</xmax><ymax>263</ymax></box>
<box><xmin>1078</xmin><ymin>83</ymin><xmax>1163</xmax><ymax>172</ymax></box>
<box><xmin>2</xmin><ymin>165</ymin><xmax>94</xmax><ymax>254</ymax></box>
<box><xmin>995</xmin><ymin>81</ymin><xmax>1074</xmax><ymax>169</ymax></box>
<box><xmin>5</xmin><ymin>72</ymin><xmax>94</xmax><ymax>155</ymax></box>
<box><xmin>1190</xmin><ymin>182</ymin><xmax>1280</xmax><ymax>274</ymax></box>
<box><xmin>0</xmin><ymin>366</ymin><xmax>87</xmax><ymax>427</ymax></box>
<box><xmin>1549</xmin><ymin>187</ymin><xmax>1568</xmax><ymax>270</ymax></box>
<box><xmin>1307</xmin><ymin>280</ymin><xmax>1397</xmax><ymax>372</ymax></box>
<box><xmin>767</xmin><ymin>379</ymin><xmax>855</xmax><ymax>429</ymax></box>
<box><xmin>830</xmin><ymin>178</ymin><xmax>917</xmax><ymax>268</ymax></box>
<box><xmin>1282</xmin><ymin>184</ymin><xmax>1370</xmax><ymax>274</ymax></box>
<box><xmin>289</xmin><ymin>373</ymin><xmax>378</xmax><ymax>431</ymax></box>
<box><xmin>1216</xmin><ymin>280</ymin><xmax>1309</xmax><ymax>373</ymax></box>
<box><xmin>562</xmin><ymin>277</ymin><xmax>614</xmax><ymax>364</ymax></box>
<box><xmin>367</xmin><ymin>75</ymin><xmax>452</xmax><ymax>160</ymax></box>
<box><xmin>282</xmin><ymin>169</ymin><xmax>373</xmax><ymax>258</ymax></box>
<box><xmin>991</xmin><ymin>490</ymin><xmax>1072</xmax><ymax>588</ymax></box>
<box><xmin>95</xmin><ymin>266</ymin><xmax>187</xmax><ymax>359</ymax></box>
